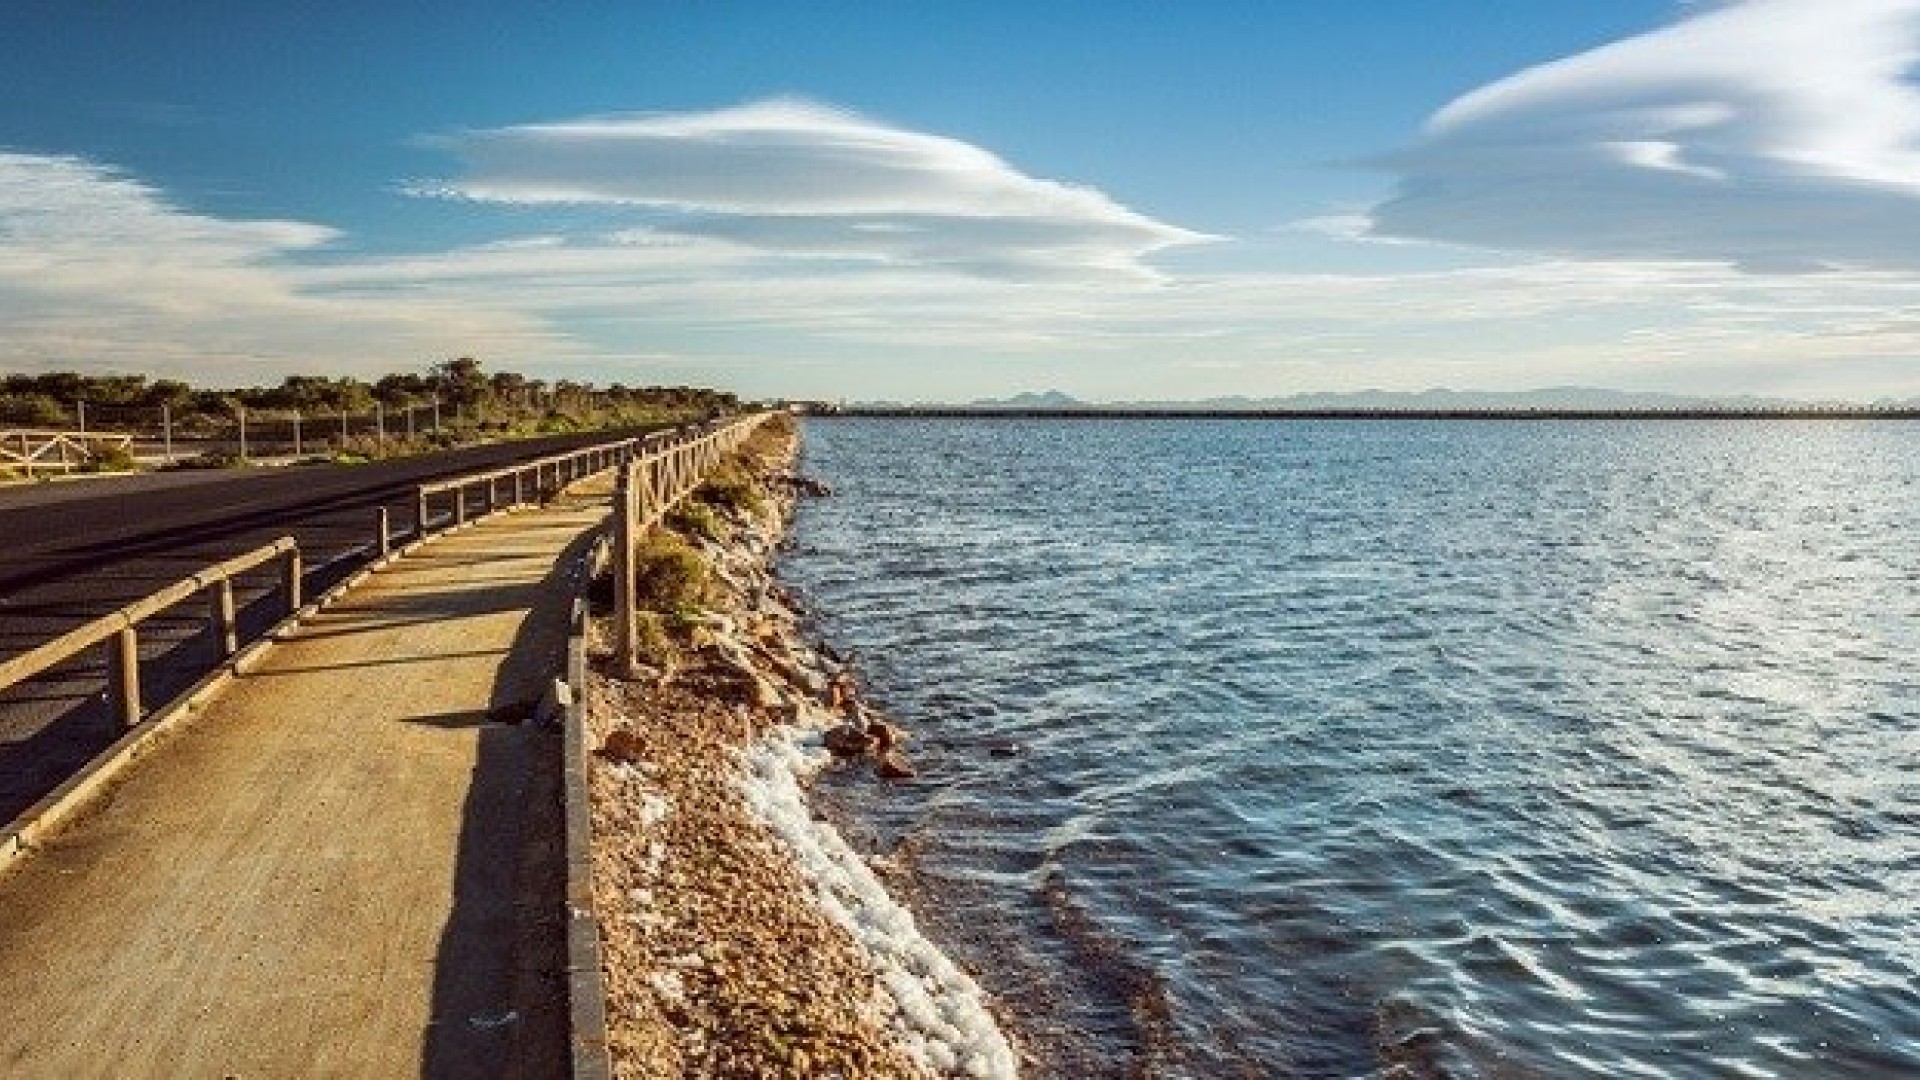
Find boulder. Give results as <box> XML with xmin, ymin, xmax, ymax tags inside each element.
<box><xmin>600</xmin><ymin>728</ymin><xmax>647</xmax><ymax>764</ymax></box>
<box><xmin>866</xmin><ymin>719</ymin><xmax>902</xmax><ymax>752</ymax></box>
<box><xmin>874</xmin><ymin>751</ymin><xmax>917</xmax><ymax>780</ymax></box>
<box><xmin>823</xmin><ymin>722</ymin><xmax>874</xmax><ymax>759</ymax></box>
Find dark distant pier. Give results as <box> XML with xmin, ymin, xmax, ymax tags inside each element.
<box><xmin>822</xmin><ymin>406</ymin><xmax>1920</xmax><ymax>420</ymax></box>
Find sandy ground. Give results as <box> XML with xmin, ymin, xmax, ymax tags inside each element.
<box><xmin>588</xmin><ymin>420</ymin><xmax>970</xmax><ymax>1079</ymax></box>
<box><xmin>0</xmin><ymin>484</ymin><xmax>613</xmax><ymax>1078</ymax></box>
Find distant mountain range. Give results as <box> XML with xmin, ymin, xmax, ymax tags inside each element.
<box><xmin>937</xmin><ymin>387</ymin><xmax>1914</xmax><ymax>411</ymax></box>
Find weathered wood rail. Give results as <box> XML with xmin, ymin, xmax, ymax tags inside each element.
<box><xmin>0</xmin><ymin>429</ymin><xmax>135</xmax><ymax>477</ymax></box>
<box><xmin>607</xmin><ymin>413</ymin><xmax>772</xmax><ymax>674</ymax></box>
<box><xmin>414</xmin><ymin>439</ymin><xmax>636</xmax><ymax>539</ymax></box>
<box><xmin>0</xmin><ymin>538</ymin><xmax>301</xmax><ymax>730</ymax></box>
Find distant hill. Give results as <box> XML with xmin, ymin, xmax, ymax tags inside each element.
<box><xmin>965</xmin><ymin>389</ymin><xmax>1086</xmax><ymax>409</ymax></box>
<box><xmin>952</xmin><ymin>387</ymin><xmax>1839</xmax><ymax>411</ymax></box>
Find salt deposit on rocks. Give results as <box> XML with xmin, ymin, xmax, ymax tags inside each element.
<box><xmin>586</xmin><ymin>416</ymin><xmax>1020</xmax><ymax>1079</ymax></box>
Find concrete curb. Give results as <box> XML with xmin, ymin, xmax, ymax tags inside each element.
<box><xmin>563</xmin><ymin>535</ymin><xmax>615</xmax><ymax>1080</ymax></box>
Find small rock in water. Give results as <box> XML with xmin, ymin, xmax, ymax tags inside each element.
<box><xmin>829</xmin><ymin>673</ymin><xmax>859</xmax><ymax>711</ymax></box>
<box><xmin>866</xmin><ymin>719</ymin><xmax>902</xmax><ymax>752</ymax></box>
<box><xmin>986</xmin><ymin>740</ymin><xmax>1022</xmax><ymax>758</ymax></box>
<box><xmin>823</xmin><ymin>722</ymin><xmax>874</xmax><ymax>759</ymax></box>
<box><xmin>875</xmin><ymin>751</ymin><xmax>917</xmax><ymax>780</ymax></box>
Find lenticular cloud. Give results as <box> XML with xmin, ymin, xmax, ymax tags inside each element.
<box><xmin>1368</xmin><ymin>0</ymin><xmax>1920</xmax><ymax>272</ymax></box>
<box><xmin>415</xmin><ymin>98</ymin><xmax>1213</xmax><ymax>278</ymax></box>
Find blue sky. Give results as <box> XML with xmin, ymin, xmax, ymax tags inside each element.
<box><xmin>6</xmin><ymin>1</ymin><xmax>1920</xmax><ymax>400</ymax></box>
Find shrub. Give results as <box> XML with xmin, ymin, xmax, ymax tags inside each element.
<box><xmin>632</xmin><ymin>532</ymin><xmax>710</xmax><ymax>616</ymax></box>
<box><xmin>667</xmin><ymin>499</ymin><xmax>726</xmax><ymax>543</ymax></box>
<box><xmin>633</xmin><ymin>611</ymin><xmax>677</xmax><ymax>670</ymax></box>
<box><xmin>695</xmin><ymin>461</ymin><xmax>763</xmax><ymax>517</ymax></box>
<box><xmin>164</xmin><ymin>450</ymin><xmax>244</xmax><ymax>471</ymax></box>
<box><xmin>80</xmin><ymin>443</ymin><xmax>138</xmax><ymax>473</ymax></box>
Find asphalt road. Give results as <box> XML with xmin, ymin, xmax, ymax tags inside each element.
<box><xmin>0</xmin><ymin>429</ymin><xmax>643</xmax><ymax>821</ymax></box>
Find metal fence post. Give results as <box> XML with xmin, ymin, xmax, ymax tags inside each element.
<box><xmin>454</xmin><ymin>485</ymin><xmax>467</xmax><ymax>527</ymax></box>
<box><xmin>416</xmin><ymin>489</ymin><xmax>430</xmax><ymax>540</ymax></box>
<box><xmin>377</xmin><ymin>506</ymin><xmax>391</xmax><ymax>557</ymax></box>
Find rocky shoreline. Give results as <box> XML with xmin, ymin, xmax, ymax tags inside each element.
<box><xmin>584</xmin><ymin>416</ymin><xmax>1019</xmax><ymax>1079</ymax></box>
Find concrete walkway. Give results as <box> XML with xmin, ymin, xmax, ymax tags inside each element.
<box><xmin>0</xmin><ymin>483</ymin><xmax>611</xmax><ymax>1079</ymax></box>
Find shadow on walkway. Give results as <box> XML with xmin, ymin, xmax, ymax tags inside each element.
<box><xmin>419</xmin><ymin>523</ymin><xmax>599</xmax><ymax>1079</ymax></box>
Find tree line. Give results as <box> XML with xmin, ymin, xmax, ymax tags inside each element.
<box><xmin>0</xmin><ymin>358</ymin><xmax>740</xmax><ymax>429</ymax></box>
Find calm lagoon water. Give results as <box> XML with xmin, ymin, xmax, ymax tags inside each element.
<box><xmin>780</xmin><ymin>418</ymin><xmax>1920</xmax><ymax>1078</ymax></box>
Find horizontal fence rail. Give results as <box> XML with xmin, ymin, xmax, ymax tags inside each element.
<box><xmin>1</xmin><ymin>430</ymin><xmax>135</xmax><ymax>478</ymax></box>
<box><xmin>0</xmin><ymin>538</ymin><xmax>301</xmax><ymax>730</ymax></box>
<box><xmin>413</xmin><ymin>437</ymin><xmax>641</xmax><ymax>540</ymax></box>
<box><xmin>0</xmin><ymin>414</ymin><xmax>761</xmax><ymax>749</ymax></box>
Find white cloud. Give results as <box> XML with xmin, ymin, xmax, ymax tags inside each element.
<box><xmin>0</xmin><ymin>151</ymin><xmax>564</xmax><ymax>379</ymax></box>
<box><xmin>413</xmin><ymin>98</ymin><xmax>1215</xmax><ymax>278</ymax></box>
<box><xmin>1368</xmin><ymin>0</ymin><xmax>1920</xmax><ymax>271</ymax></box>
<box><xmin>9</xmin><ymin>144</ymin><xmax>1920</xmax><ymax>400</ymax></box>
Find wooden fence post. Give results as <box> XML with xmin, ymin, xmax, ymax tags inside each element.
<box><xmin>211</xmin><ymin>580</ymin><xmax>238</xmax><ymax>657</ymax></box>
<box><xmin>284</xmin><ymin>548</ymin><xmax>303</xmax><ymax>612</ymax></box>
<box><xmin>110</xmin><ymin>628</ymin><xmax>141</xmax><ymax>728</ymax></box>
<box><xmin>613</xmin><ymin>462</ymin><xmax>639</xmax><ymax>676</ymax></box>
<box><xmin>417</xmin><ymin>489</ymin><xmax>430</xmax><ymax>540</ymax></box>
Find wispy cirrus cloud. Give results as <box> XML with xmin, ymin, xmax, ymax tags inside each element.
<box><xmin>411</xmin><ymin>98</ymin><xmax>1216</xmax><ymax>278</ymax></box>
<box><xmin>1367</xmin><ymin>0</ymin><xmax>1920</xmax><ymax>272</ymax></box>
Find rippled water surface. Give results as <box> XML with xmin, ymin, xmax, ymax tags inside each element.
<box><xmin>780</xmin><ymin>419</ymin><xmax>1920</xmax><ymax>1078</ymax></box>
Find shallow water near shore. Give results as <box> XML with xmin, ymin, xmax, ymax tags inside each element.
<box><xmin>780</xmin><ymin>417</ymin><xmax>1920</xmax><ymax>1078</ymax></box>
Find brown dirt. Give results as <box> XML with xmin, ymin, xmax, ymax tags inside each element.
<box><xmin>586</xmin><ymin>418</ymin><xmax>934</xmax><ymax>1079</ymax></box>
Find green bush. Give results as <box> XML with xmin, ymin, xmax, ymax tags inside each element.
<box><xmin>633</xmin><ymin>611</ymin><xmax>677</xmax><ymax>670</ymax></box>
<box><xmin>80</xmin><ymin>443</ymin><xmax>138</xmax><ymax>473</ymax></box>
<box><xmin>164</xmin><ymin>450</ymin><xmax>244</xmax><ymax>471</ymax></box>
<box><xmin>633</xmin><ymin>532</ymin><xmax>710</xmax><ymax>616</ymax></box>
<box><xmin>667</xmin><ymin>500</ymin><xmax>726</xmax><ymax>543</ymax></box>
<box><xmin>695</xmin><ymin>461</ymin><xmax>763</xmax><ymax>516</ymax></box>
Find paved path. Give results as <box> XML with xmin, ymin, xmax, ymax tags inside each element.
<box><xmin>0</xmin><ymin>430</ymin><xmax>653</xmax><ymax>826</ymax></box>
<box><xmin>0</xmin><ymin>481</ymin><xmax>611</xmax><ymax>1079</ymax></box>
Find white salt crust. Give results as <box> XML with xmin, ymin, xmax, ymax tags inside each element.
<box><xmin>739</xmin><ymin>730</ymin><xmax>1020</xmax><ymax>1079</ymax></box>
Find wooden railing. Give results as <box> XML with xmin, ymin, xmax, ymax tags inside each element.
<box><xmin>609</xmin><ymin>413</ymin><xmax>773</xmax><ymax>672</ymax></box>
<box><xmin>413</xmin><ymin>438</ymin><xmax>641</xmax><ymax>540</ymax></box>
<box><xmin>0</xmin><ymin>415</ymin><xmax>763</xmax><ymax>735</ymax></box>
<box><xmin>0</xmin><ymin>430</ymin><xmax>135</xmax><ymax>478</ymax></box>
<box><xmin>0</xmin><ymin>538</ymin><xmax>301</xmax><ymax>729</ymax></box>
